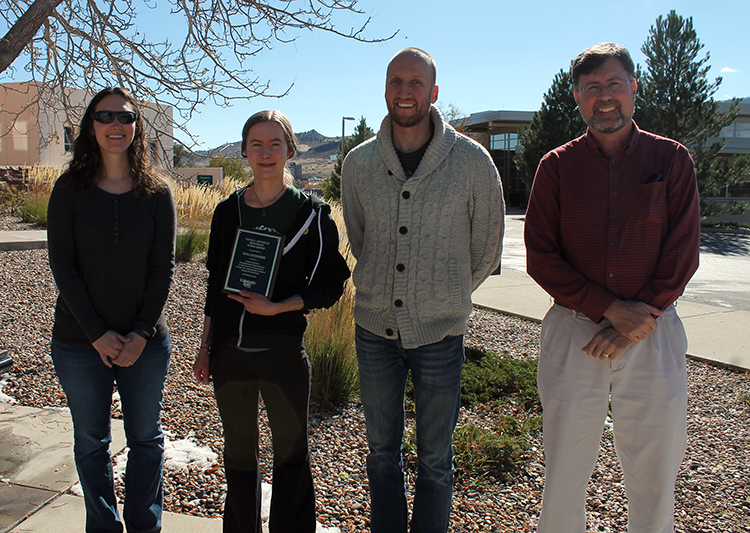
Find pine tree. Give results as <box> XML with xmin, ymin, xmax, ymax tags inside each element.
<box><xmin>321</xmin><ymin>116</ymin><xmax>375</xmax><ymax>201</ymax></box>
<box><xmin>636</xmin><ymin>10</ymin><xmax>748</xmax><ymax>217</ymax></box>
<box><xmin>515</xmin><ymin>70</ymin><xmax>587</xmax><ymax>188</ymax></box>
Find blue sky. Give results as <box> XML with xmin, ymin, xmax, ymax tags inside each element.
<box><xmin>180</xmin><ymin>0</ymin><xmax>747</xmax><ymax>149</ymax></box>
<box><xmin>5</xmin><ymin>0</ymin><xmax>748</xmax><ymax>149</ymax></box>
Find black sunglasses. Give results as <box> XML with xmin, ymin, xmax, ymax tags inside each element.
<box><xmin>92</xmin><ymin>110</ymin><xmax>138</xmax><ymax>124</ymax></box>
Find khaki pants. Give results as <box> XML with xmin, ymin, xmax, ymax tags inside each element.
<box><xmin>536</xmin><ymin>304</ymin><xmax>688</xmax><ymax>533</ymax></box>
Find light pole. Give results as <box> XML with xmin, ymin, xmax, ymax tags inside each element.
<box><xmin>341</xmin><ymin>116</ymin><xmax>355</xmax><ymax>163</ymax></box>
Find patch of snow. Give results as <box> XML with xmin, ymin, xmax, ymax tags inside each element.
<box><xmin>164</xmin><ymin>432</ymin><xmax>218</xmax><ymax>472</ymax></box>
<box><xmin>0</xmin><ymin>375</ymin><xmax>17</xmax><ymax>404</ymax></box>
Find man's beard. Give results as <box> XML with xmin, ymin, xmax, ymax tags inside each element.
<box><xmin>388</xmin><ymin>101</ymin><xmax>431</xmax><ymax>128</ymax></box>
<box><xmin>588</xmin><ymin>104</ymin><xmax>631</xmax><ymax>134</ymax></box>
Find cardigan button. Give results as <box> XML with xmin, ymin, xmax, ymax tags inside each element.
<box><xmin>399</xmin><ymin>226</ymin><xmax>408</xmax><ymax>235</ymax></box>
<box><xmin>385</xmin><ymin>328</ymin><xmax>394</xmax><ymax>336</ymax></box>
<box><xmin>402</xmin><ymin>191</ymin><xmax>410</xmax><ymax>199</ymax></box>
<box><xmin>396</xmin><ymin>263</ymin><xmax>405</xmax><ymax>272</ymax></box>
<box><xmin>394</xmin><ymin>300</ymin><xmax>403</xmax><ymax>307</ymax></box>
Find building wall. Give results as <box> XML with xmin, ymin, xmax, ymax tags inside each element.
<box><xmin>38</xmin><ymin>85</ymin><xmax>91</xmax><ymax>169</ymax></box>
<box><xmin>1</xmin><ymin>82</ymin><xmax>173</xmax><ymax>170</ymax></box>
<box><xmin>0</xmin><ymin>83</ymin><xmax>41</xmax><ymax>166</ymax></box>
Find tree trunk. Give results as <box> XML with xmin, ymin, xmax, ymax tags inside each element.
<box><xmin>0</xmin><ymin>0</ymin><xmax>65</xmax><ymax>75</ymax></box>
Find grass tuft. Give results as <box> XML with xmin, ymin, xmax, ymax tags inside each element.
<box><xmin>18</xmin><ymin>191</ymin><xmax>49</xmax><ymax>227</ymax></box>
<box><xmin>175</xmin><ymin>226</ymin><xmax>209</xmax><ymax>262</ymax></box>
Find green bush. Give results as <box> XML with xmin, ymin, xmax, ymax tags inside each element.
<box><xmin>18</xmin><ymin>192</ymin><xmax>49</xmax><ymax>227</ymax></box>
<box><xmin>452</xmin><ymin>416</ymin><xmax>539</xmax><ymax>483</ymax></box>
<box><xmin>175</xmin><ymin>227</ymin><xmax>209</xmax><ymax>262</ymax></box>
<box><xmin>461</xmin><ymin>350</ymin><xmax>539</xmax><ymax>410</ymax></box>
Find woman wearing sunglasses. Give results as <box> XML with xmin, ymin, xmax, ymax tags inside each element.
<box><xmin>193</xmin><ymin>110</ymin><xmax>350</xmax><ymax>532</ymax></box>
<box><xmin>47</xmin><ymin>87</ymin><xmax>176</xmax><ymax>532</ymax></box>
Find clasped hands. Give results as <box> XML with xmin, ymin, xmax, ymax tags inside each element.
<box><xmin>93</xmin><ymin>330</ymin><xmax>147</xmax><ymax>368</ymax></box>
<box><xmin>582</xmin><ymin>299</ymin><xmax>664</xmax><ymax>360</ymax></box>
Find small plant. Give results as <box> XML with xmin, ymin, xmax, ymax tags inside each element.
<box><xmin>18</xmin><ymin>192</ymin><xmax>49</xmax><ymax>227</ymax></box>
<box><xmin>739</xmin><ymin>393</ymin><xmax>750</xmax><ymax>409</ymax></box>
<box><xmin>175</xmin><ymin>226</ymin><xmax>209</xmax><ymax>262</ymax></box>
<box><xmin>461</xmin><ymin>349</ymin><xmax>539</xmax><ymax>410</ymax></box>
<box><xmin>452</xmin><ymin>417</ymin><xmax>535</xmax><ymax>483</ymax></box>
<box><xmin>0</xmin><ymin>183</ymin><xmax>24</xmax><ymax>214</ymax></box>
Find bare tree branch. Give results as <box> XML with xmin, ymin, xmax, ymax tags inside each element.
<box><xmin>0</xmin><ymin>0</ymin><xmax>64</xmax><ymax>73</ymax></box>
<box><xmin>0</xmin><ymin>0</ymin><xmax>396</xmax><ymax>148</ymax></box>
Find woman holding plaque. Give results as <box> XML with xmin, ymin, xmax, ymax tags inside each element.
<box><xmin>193</xmin><ymin>109</ymin><xmax>350</xmax><ymax>533</ymax></box>
<box><xmin>47</xmin><ymin>87</ymin><xmax>176</xmax><ymax>532</ymax></box>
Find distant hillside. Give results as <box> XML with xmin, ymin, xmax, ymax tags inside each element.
<box><xmin>296</xmin><ymin>130</ymin><xmax>330</xmax><ymax>144</ymax></box>
<box><xmin>190</xmin><ymin>129</ymin><xmax>339</xmax><ymax>179</ymax></box>
<box><xmin>196</xmin><ymin>129</ymin><xmax>338</xmax><ymax>161</ymax></box>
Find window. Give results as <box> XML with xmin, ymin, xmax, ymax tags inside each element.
<box><xmin>489</xmin><ymin>133</ymin><xmax>526</xmax><ymax>207</ymax></box>
<box><xmin>64</xmin><ymin>126</ymin><xmax>75</xmax><ymax>152</ymax></box>
<box><xmin>149</xmin><ymin>141</ymin><xmax>158</xmax><ymax>164</ymax></box>
<box><xmin>718</xmin><ymin>121</ymin><xmax>750</xmax><ymax>138</ymax></box>
<box><xmin>490</xmin><ymin>133</ymin><xmax>518</xmax><ymax>151</ymax></box>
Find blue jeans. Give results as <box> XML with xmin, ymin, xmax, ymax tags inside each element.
<box><xmin>52</xmin><ymin>336</ymin><xmax>171</xmax><ymax>533</ymax></box>
<box><xmin>355</xmin><ymin>326</ymin><xmax>464</xmax><ymax>533</ymax></box>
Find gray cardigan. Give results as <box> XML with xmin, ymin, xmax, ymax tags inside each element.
<box><xmin>341</xmin><ymin>107</ymin><xmax>505</xmax><ymax>349</ymax></box>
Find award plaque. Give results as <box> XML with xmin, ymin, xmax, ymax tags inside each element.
<box><xmin>223</xmin><ymin>228</ymin><xmax>285</xmax><ymax>297</ymax></box>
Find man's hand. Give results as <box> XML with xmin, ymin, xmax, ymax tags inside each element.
<box><xmin>582</xmin><ymin>327</ymin><xmax>632</xmax><ymax>360</ymax></box>
<box><xmin>603</xmin><ymin>299</ymin><xmax>664</xmax><ymax>344</ymax></box>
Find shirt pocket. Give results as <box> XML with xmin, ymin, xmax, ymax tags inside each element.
<box><xmin>637</xmin><ymin>182</ymin><xmax>667</xmax><ymax>226</ymax></box>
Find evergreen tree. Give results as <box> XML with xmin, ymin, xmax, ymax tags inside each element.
<box><xmin>321</xmin><ymin>116</ymin><xmax>375</xmax><ymax>201</ymax></box>
<box><xmin>515</xmin><ymin>70</ymin><xmax>587</xmax><ymax>188</ymax></box>
<box><xmin>636</xmin><ymin>10</ymin><xmax>748</xmax><ymax>217</ymax></box>
<box><xmin>209</xmin><ymin>154</ymin><xmax>252</xmax><ymax>182</ymax></box>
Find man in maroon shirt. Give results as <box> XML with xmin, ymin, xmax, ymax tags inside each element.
<box><xmin>525</xmin><ymin>42</ymin><xmax>700</xmax><ymax>533</ymax></box>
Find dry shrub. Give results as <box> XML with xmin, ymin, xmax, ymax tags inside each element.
<box><xmin>304</xmin><ymin>200</ymin><xmax>359</xmax><ymax>405</ymax></box>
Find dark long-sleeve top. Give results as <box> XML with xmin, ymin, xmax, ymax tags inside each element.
<box><xmin>525</xmin><ymin>122</ymin><xmax>700</xmax><ymax>323</ymax></box>
<box><xmin>204</xmin><ymin>189</ymin><xmax>350</xmax><ymax>349</ymax></box>
<box><xmin>47</xmin><ymin>179</ymin><xmax>176</xmax><ymax>346</ymax></box>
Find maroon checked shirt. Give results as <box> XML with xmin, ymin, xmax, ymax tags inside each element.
<box><xmin>524</xmin><ymin>122</ymin><xmax>700</xmax><ymax>324</ymax></box>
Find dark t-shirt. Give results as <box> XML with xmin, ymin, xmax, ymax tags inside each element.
<box><xmin>239</xmin><ymin>185</ymin><xmax>305</xmax><ymax>236</ymax></box>
<box><xmin>396</xmin><ymin>124</ymin><xmax>435</xmax><ymax>178</ymax></box>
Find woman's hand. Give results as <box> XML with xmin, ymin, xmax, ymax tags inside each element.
<box><xmin>111</xmin><ymin>332</ymin><xmax>147</xmax><ymax>367</ymax></box>
<box><xmin>193</xmin><ymin>349</ymin><xmax>211</xmax><ymax>384</ymax></box>
<box><xmin>227</xmin><ymin>291</ymin><xmax>303</xmax><ymax>316</ymax></box>
<box><xmin>93</xmin><ymin>330</ymin><xmax>130</xmax><ymax>367</ymax></box>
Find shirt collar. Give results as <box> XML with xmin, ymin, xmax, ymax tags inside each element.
<box><xmin>584</xmin><ymin>120</ymin><xmax>641</xmax><ymax>159</ymax></box>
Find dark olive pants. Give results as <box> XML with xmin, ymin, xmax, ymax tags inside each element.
<box><xmin>210</xmin><ymin>338</ymin><xmax>315</xmax><ymax>533</ymax></box>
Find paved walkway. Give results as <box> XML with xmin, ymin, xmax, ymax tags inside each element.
<box><xmin>1</xmin><ymin>228</ymin><xmax>747</xmax><ymax>532</ymax></box>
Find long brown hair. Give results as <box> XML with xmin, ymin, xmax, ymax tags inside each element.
<box><xmin>59</xmin><ymin>87</ymin><xmax>163</xmax><ymax>196</ymax></box>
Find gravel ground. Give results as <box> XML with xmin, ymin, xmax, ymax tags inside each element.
<box><xmin>1</xmin><ymin>216</ymin><xmax>748</xmax><ymax>532</ymax></box>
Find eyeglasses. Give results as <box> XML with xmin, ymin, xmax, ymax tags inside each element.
<box><xmin>92</xmin><ymin>111</ymin><xmax>138</xmax><ymax>124</ymax></box>
<box><xmin>577</xmin><ymin>79</ymin><xmax>634</xmax><ymax>98</ymax></box>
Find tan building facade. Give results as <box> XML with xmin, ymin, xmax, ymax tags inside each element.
<box><xmin>0</xmin><ymin>82</ymin><xmax>173</xmax><ymax>169</ymax></box>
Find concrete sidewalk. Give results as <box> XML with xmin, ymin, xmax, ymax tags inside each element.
<box><xmin>2</xmin><ymin>228</ymin><xmax>748</xmax><ymax>532</ymax></box>
<box><xmin>473</xmin><ymin>269</ymin><xmax>750</xmax><ymax>372</ymax></box>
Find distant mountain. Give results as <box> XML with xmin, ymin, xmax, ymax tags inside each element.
<box><xmin>296</xmin><ymin>130</ymin><xmax>330</xmax><ymax>144</ymax></box>
<box><xmin>195</xmin><ymin>129</ymin><xmax>338</xmax><ymax>161</ymax></box>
